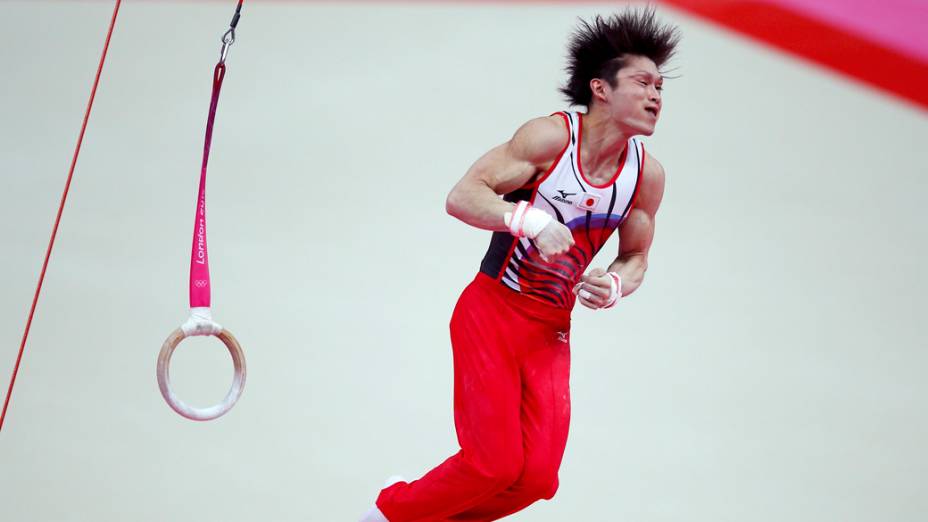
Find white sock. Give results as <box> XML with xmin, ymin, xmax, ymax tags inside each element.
<box><xmin>359</xmin><ymin>505</ymin><xmax>389</xmax><ymax>522</ymax></box>
<box><xmin>358</xmin><ymin>476</ymin><xmax>406</xmax><ymax>522</ymax></box>
<box><xmin>383</xmin><ymin>475</ymin><xmax>405</xmax><ymax>488</ymax></box>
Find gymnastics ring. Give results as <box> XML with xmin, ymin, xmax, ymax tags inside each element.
<box><xmin>157</xmin><ymin>326</ymin><xmax>246</xmax><ymax>421</ymax></box>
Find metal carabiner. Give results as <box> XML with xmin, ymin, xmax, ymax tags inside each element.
<box><xmin>219</xmin><ymin>27</ymin><xmax>235</xmax><ymax>64</ymax></box>
<box><xmin>218</xmin><ymin>0</ymin><xmax>242</xmax><ymax>64</ymax></box>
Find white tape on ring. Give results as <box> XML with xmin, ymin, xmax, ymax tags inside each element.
<box><xmin>181</xmin><ymin>306</ymin><xmax>223</xmax><ymax>336</ymax></box>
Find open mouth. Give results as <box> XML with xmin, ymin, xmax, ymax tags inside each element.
<box><xmin>645</xmin><ymin>107</ymin><xmax>658</xmax><ymax>117</ymax></box>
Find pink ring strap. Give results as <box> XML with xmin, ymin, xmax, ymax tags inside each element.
<box><xmin>188</xmin><ymin>63</ymin><xmax>226</xmax><ymax>309</ymax></box>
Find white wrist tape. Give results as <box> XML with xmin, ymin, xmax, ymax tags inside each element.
<box><xmin>503</xmin><ymin>201</ymin><xmax>553</xmax><ymax>239</ymax></box>
<box><xmin>603</xmin><ymin>272</ymin><xmax>622</xmax><ymax>308</ymax></box>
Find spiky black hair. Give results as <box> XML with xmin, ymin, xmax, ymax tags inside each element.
<box><xmin>560</xmin><ymin>7</ymin><xmax>680</xmax><ymax>107</ymax></box>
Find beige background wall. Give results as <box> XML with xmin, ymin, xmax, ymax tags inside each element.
<box><xmin>1</xmin><ymin>1</ymin><xmax>926</xmax><ymax>520</ymax></box>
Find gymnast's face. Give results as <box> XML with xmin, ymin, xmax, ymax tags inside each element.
<box><xmin>599</xmin><ymin>55</ymin><xmax>664</xmax><ymax>136</ymax></box>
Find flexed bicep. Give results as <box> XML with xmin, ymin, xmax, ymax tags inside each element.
<box><xmin>445</xmin><ymin>116</ymin><xmax>570</xmax><ymax>230</ymax></box>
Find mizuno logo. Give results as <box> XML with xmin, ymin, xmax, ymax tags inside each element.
<box><xmin>552</xmin><ymin>189</ymin><xmax>576</xmax><ymax>204</ymax></box>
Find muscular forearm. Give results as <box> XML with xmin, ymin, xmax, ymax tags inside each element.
<box><xmin>445</xmin><ymin>179</ymin><xmax>515</xmax><ymax>231</ymax></box>
<box><xmin>608</xmin><ymin>253</ymin><xmax>647</xmax><ymax>297</ymax></box>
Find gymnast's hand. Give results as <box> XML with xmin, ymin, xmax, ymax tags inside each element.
<box><xmin>534</xmin><ymin>220</ymin><xmax>574</xmax><ymax>262</ymax></box>
<box><xmin>574</xmin><ymin>267</ymin><xmax>621</xmax><ymax>309</ymax></box>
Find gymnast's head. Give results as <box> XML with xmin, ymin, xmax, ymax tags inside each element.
<box><xmin>560</xmin><ymin>7</ymin><xmax>680</xmax><ymax>136</ymax></box>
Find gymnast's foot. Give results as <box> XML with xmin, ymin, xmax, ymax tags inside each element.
<box><xmin>359</xmin><ymin>476</ymin><xmax>405</xmax><ymax>522</ymax></box>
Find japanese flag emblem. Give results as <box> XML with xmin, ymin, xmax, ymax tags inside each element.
<box><xmin>576</xmin><ymin>193</ymin><xmax>600</xmax><ymax>211</ymax></box>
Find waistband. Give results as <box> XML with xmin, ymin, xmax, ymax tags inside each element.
<box><xmin>472</xmin><ymin>272</ymin><xmax>572</xmax><ymax>326</ymax></box>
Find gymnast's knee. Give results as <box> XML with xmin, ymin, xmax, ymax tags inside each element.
<box><xmin>518</xmin><ymin>469</ymin><xmax>560</xmax><ymax>502</ymax></box>
<box><xmin>474</xmin><ymin>452</ymin><xmax>524</xmax><ymax>494</ymax></box>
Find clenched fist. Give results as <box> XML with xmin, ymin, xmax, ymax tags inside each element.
<box><xmin>534</xmin><ymin>220</ymin><xmax>574</xmax><ymax>262</ymax></box>
<box><xmin>573</xmin><ymin>268</ymin><xmax>621</xmax><ymax>310</ymax></box>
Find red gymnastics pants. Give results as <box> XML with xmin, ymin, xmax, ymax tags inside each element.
<box><xmin>377</xmin><ymin>273</ymin><xmax>572</xmax><ymax>522</ymax></box>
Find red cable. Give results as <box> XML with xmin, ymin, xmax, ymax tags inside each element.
<box><xmin>1</xmin><ymin>0</ymin><xmax>122</xmax><ymax>433</ymax></box>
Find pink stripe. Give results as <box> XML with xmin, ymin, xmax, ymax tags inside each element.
<box><xmin>766</xmin><ymin>0</ymin><xmax>928</xmax><ymax>63</ymax></box>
